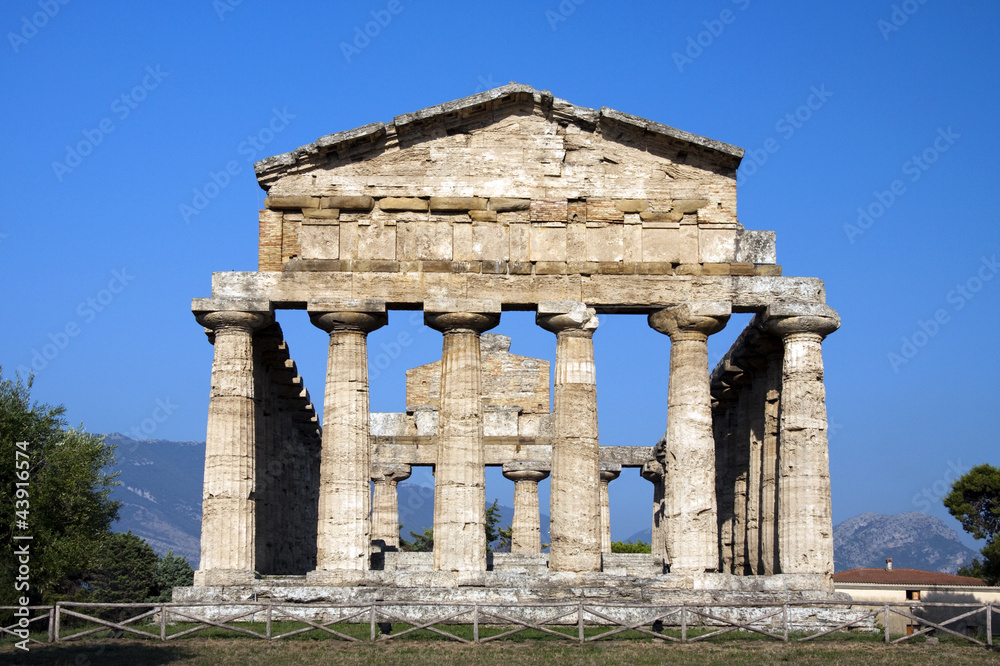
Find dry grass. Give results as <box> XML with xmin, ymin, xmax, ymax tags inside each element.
<box><xmin>2</xmin><ymin>639</ymin><xmax>999</xmax><ymax>666</ymax></box>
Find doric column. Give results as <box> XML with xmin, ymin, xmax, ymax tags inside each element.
<box><xmin>537</xmin><ymin>301</ymin><xmax>601</xmax><ymax>573</ymax></box>
<box><xmin>371</xmin><ymin>463</ymin><xmax>411</xmax><ymax>550</ymax></box>
<box><xmin>764</xmin><ymin>304</ymin><xmax>839</xmax><ymax>577</ymax></box>
<box><xmin>425</xmin><ymin>298</ymin><xmax>500</xmax><ymax>573</ymax></box>
<box><xmin>759</xmin><ymin>349</ymin><xmax>783</xmax><ymax>575</ymax></box>
<box><xmin>649</xmin><ymin>302</ymin><xmax>730</xmax><ymax>573</ymax></box>
<box><xmin>308</xmin><ymin>299</ymin><xmax>387</xmax><ymax>579</ymax></box>
<box><xmin>641</xmin><ymin>458</ymin><xmax>666</xmax><ymax>563</ymax></box>
<box><xmin>599</xmin><ymin>464</ymin><xmax>621</xmax><ymax>553</ymax></box>
<box><xmin>193</xmin><ymin>307</ymin><xmax>270</xmax><ymax>586</ymax></box>
<box><xmin>730</xmin><ymin>366</ymin><xmax>752</xmax><ymax>575</ymax></box>
<box><xmin>502</xmin><ymin>461</ymin><xmax>549</xmax><ymax>553</ymax></box>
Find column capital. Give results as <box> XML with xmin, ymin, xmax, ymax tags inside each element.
<box><xmin>425</xmin><ymin>311</ymin><xmax>500</xmax><ymax>334</ymax></box>
<box><xmin>763</xmin><ymin>303</ymin><xmax>840</xmax><ymax>339</ymax></box>
<box><xmin>502</xmin><ymin>460</ymin><xmax>550</xmax><ymax>483</ymax></box>
<box><xmin>641</xmin><ymin>459</ymin><xmax>664</xmax><ymax>483</ymax></box>
<box><xmin>536</xmin><ymin>300</ymin><xmax>598</xmax><ymax>336</ymax></box>
<box><xmin>648</xmin><ymin>302</ymin><xmax>731</xmax><ymax>340</ymax></box>
<box><xmin>196</xmin><ymin>309</ymin><xmax>271</xmax><ymax>332</ymax></box>
<box><xmin>371</xmin><ymin>463</ymin><xmax>412</xmax><ymax>484</ymax></box>
<box><xmin>599</xmin><ymin>463</ymin><xmax>622</xmax><ymax>484</ymax></box>
<box><xmin>308</xmin><ymin>298</ymin><xmax>387</xmax><ymax>333</ymax></box>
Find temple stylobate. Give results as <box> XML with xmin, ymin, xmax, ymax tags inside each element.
<box><xmin>181</xmin><ymin>84</ymin><xmax>840</xmax><ymax>608</ymax></box>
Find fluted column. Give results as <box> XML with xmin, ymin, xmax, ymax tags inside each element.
<box><xmin>764</xmin><ymin>304</ymin><xmax>839</xmax><ymax>578</ymax></box>
<box><xmin>308</xmin><ymin>299</ymin><xmax>387</xmax><ymax>579</ymax></box>
<box><xmin>641</xmin><ymin>458</ymin><xmax>666</xmax><ymax>563</ymax></box>
<box><xmin>649</xmin><ymin>302</ymin><xmax>730</xmax><ymax>573</ymax></box>
<box><xmin>538</xmin><ymin>301</ymin><xmax>601</xmax><ymax>573</ymax></box>
<box><xmin>759</xmin><ymin>349</ymin><xmax>783</xmax><ymax>575</ymax></box>
<box><xmin>502</xmin><ymin>462</ymin><xmax>549</xmax><ymax>553</ymax></box>
<box><xmin>371</xmin><ymin>463</ymin><xmax>411</xmax><ymax>550</ymax></box>
<box><xmin>194</xmin><ymin>308</ymin><xmax>270</xmax><ymax>586</ymax></box>
<box><xmin>599</xmin><ymin>464</ymin><xmax>621</xmax><ymax>553</ymax></box>
<box><xmin>426</xmin><ymin>299</ymin><xmax>500</xmax><ymax>573</ymax></box>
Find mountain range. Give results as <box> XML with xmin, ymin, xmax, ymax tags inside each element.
<box><xmin>106</xmin><ymin>435</ymin><xmax>975</xmax><ymax>574</ymax></box>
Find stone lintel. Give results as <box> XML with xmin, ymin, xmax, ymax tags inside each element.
<box><xmin>192</xmin><ymin>297</ymin><xmax>271</xmax><ymax>317</ymax></box>
<box><xmin>424</xmin><ymin>298</ymin><xmax>501</xmax><ymax>315</ymax></box>
<box><xmin>307</xmin><ymin>298</ymin><xmax>387</xmax><ymax>314</ymax></box>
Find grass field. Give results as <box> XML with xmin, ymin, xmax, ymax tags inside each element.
<box><xmin>2</xmin><ymin>638</ymin><xmax>999</xmax><ymax>666</ymax></box>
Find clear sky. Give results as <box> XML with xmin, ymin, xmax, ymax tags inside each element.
<box><xmin>3</xmin><ymin>1</ymin><xmax>998</xmax><ymax>548</ymax></box>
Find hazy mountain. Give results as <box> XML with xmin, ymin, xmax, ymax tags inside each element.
<box><xmin>625</xmin><ymin>512</ymin><xmax>978</xmax><ymax>574</ymax></box>
<box><xmin>833</xmin><ymin>512</ymin><xmax>977</xmax><ymax>574</ymax></box>
<box><xmin>105</xmin><ymin>433</ymin><xmax>205</xmax><ymax>566</ymax></box>
<box><xmin>105</xmin><ymin>434</ymin><xmax>545</xmax><ymax>566</ymax></box>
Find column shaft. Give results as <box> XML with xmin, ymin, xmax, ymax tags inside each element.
<box><xmin>504</xmin><ymin>464</ymin><xmax>548</xmax><ymax>554</ymax></box>
<box><xmin>371</xmin><ymin>464</ymin><xmax>411</xmax><ymax>549</ymax></box>
<box><xmin>759</xmin><ymin>351</ymin><xmax>782</xmax><ymax>575</ymax></box>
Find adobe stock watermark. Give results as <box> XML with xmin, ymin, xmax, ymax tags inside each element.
<box><xmin>546</xmin><ymin>0</ymin><xmax>586</xmax><ymax>31</ymax></box>
<box><xmin>737</xmin><ymin>84</ymin><xmax>833</xmax><ymax>187</ymax></box>
<box><xmin>7</xmin><ymin>0</ymin><xmax>71</xmax><ymax>54</ymax></box>
<box><xmin>673</xmin><ymin>0</ymin><xmax>751</xmax><ymax>73</ymax></box>
<box><xmin>912</xmin><ymin>459</ymin><xmax>966</xmax><ymax>512</ymax></box>
<box><xmin>213</xmin><ymin>0</ymin><xmax>244</xmax><ymax>21</ymax></box>
<box><xmin>473</xmin><ymin>74</ymin><xmax>502</xmax><ymax>94</ymax></box>
<box><xmin>179</xmin><ymin>107</ymin><xmax>294</xmax><ymax>223</ymax></box>
<box><xmin>843</xmin><ymin>127</ymin><xmax>959</xmax><ymax>243</ymax></box>
<box><xmin>12</xmin><ymin>440</ymin><xmax>32</xmax><ymax>651</ymax></box>
<box><xmin>16</xmin><ymin>268</ymin><xmax>135</xmax><ymax>376</ymax></box>
<box><xmin>878</xmin><ymin>0</ymin><xmax>930</xmax><ymax>41</ymax></box>
<box><xmin>887</xmin><ymin>254</ymin><xmax>998</xmax><ymax>372</ymax></box>
<box><xmin>369</xmin><ymin>312</ymin><xmax>429</xmax><ymax>383</ymax></box>
<box><xmin>125</xmin><ymin>398</ymin><xmax>179</xmax><ymax>444</ymax></box>
<box><xmin>340</xmin><ymin>0</ymin><xmax>409</xmax><ymax>64</ymax></box>
<box><xmin>51</xmin><ymin>66</ymin><xmax>169</xmax><ymax>182</ymax></box>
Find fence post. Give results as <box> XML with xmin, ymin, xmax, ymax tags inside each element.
<box><xmin>681</xmin><ymin>603</ymin><xmax>687</xmax><ymax>643</ymax></box>
<box><xmin>783</xmin><ymin>602</ymin><xmax>788</xmax><ymax>642</ymax></box>
<box><xmin>370</xmin><ymin>602</ymin><xmax>376</xmax><ymax>641</ymax></box>
<box><xmin>160</xmin><ymin>604</ymin><xmax>167</xmax><ymax>640</ymax></box>
<box><xmin>473</xmin><ymin>603</ymin><xmax>479</xmax><ymax>643</ymax></box>
<box><xmin>988</xmin><ymin>602</ymin><xmax>993</xmax><ymax>648</ymax></box>
<box><xmin>54</xmin><ymin>603</ymin><xmax>60</xmax><ymax>642</ymax></box>
<box><xmin>266</xmin><ymin>603</ymin><xmax>272</xmax><ymax>640</ymax></box>
<box><xmin>47</xmin><ymin>607</ymin><xmax>54</xmax><ymax>643</ymax></box>
<box><xmin>883</xmin><ymin>604</ymin><xmax>890</xmax><ymax>643</ymax></box>
<box><xmin>577</xmin><ymin>603</ymin><xmax>584</xmax><ymax>643</ymax></box>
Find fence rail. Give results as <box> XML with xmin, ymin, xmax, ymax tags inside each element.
<box><xmin>1</xmin><ymin>600</ymin><xmax>996</xmax><ymax>646</ymax></box>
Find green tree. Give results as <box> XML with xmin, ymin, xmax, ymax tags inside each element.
<box><xmin>611</xmin><ymin>539</ymin><xmax>652</xmax><ymax>553</ymax></box>
<box><xmin>152</xmin><ymin>550</ymin><xmax>194</xmax><ymax>602</ymax></box>
<box><xmin>496</xmin><ymin>524</ymin><xmax>513</xmax><ymax>553</ymax></box>
<box><xmin>0</xmin><ymin>370</ymin><xmax>121</xmax><ymax>605</ymax></box>
<box><xmin>87</xmin><ymin>531</ymin><xmax>159</xmax><ymax>604</ymax></box>
<box><xmin>485</xmin><ymin>498</ymin><xmax>502</xmax><ymax>551</ymax></box>
<box><xmin>400</xmin><ymin>527</ymin><xmax>433</xmax><ymax>552</ymax></box>
<box><xmin>944</xmin><ymin>463</ymin><xmax>1000</xmax><ymax>584</ymax></box>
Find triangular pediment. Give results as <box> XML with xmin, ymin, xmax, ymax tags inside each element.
<box><xmin>254</xmin><ymin>84</ymin><xmax>744</xmax><ymax>199</ymax></box>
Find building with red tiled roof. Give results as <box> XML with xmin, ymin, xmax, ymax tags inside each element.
<box><xmin>834</xmin><ymin>559</ymin><xmax>999</xmax><ymax>636</ymax></box>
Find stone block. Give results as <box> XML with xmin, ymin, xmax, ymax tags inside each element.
<box><xmin>322</xmin><ymin>195</ymin><xmax>374</xmax><ymax>211</ymax></box>
<box><xmin>735</xmin><ymin>229</ymin><xmax>777</xmax><ymax>264</ymax></box>
<box><xmin>489</xmin><ymin>197</ymin><xmax>531</xmax><ymax>212</ymax></box>
<box><xmin>640</xmin><ymin>211</ymin><xmax>684</xmax><ymax>223</ymax></box>
<box><xmin>509</xmin><ymin>261</ymin><xmax>532</xmax><ymax>275</ymax></box>
<box><xmin>754</xmin><ymin>264</ymin><xmax>782</xmax><ymax>276</ymax></box>
<box><xmin>730</xmin><ymin>262</ymin><xmax>755</xmax><ymax>276</ymax></box>
<box><xmin>597</xmin><ymin>262</ymin><xmax>635</xmax><ymax>275</ymax></box>
<box><xmin>587</xmin><ymin>224</ymin><xmax>624</xmax><ymax>262</ymax></box>
<box><xmin>471</xmin><ymin>222</ymin><xmax>509</xmax><ymax>261</ymax></box>
<box><xmin>451</xmin><ymin>261</ymin><xmax>481</xmax><ymax>273</ymax></box>
<box><xmin>529</xmin><ymin>224</ymin><xmax>567</xmax><ymax>262</ymax></box>
<box><xmin>672</xmin><ymin>199</ymin><xmax>710</xmax><ymax>214</ymax></box>
<box><xmin>397</xmin><ymin>221</ymin><xmax>453</xmax><ymax>260</ymax></box>
<box><xmin>299</xmin><ymin>224</ymin><xmax>340</xmax><ymax>260</ymax></box>
<box><xmin>636</xmin><ymin>262</ymin><xmax>674</xmax><ymax>275</ymax></box>
<box><xmin>702</xmin><ymin>263</ymin><xmax>731</xmax><ymax>276</ymax></box>
<box><xmin>677</xmin><ymin>224</ymin><xmax>699</xmax><ymax>264</ymax></box>
<box><xmin>509</xmin><ymin>223</ymin><xmax>530</xmax><ymax>262</ymax></box>
<box><xmin>642</xmin><ymin>228</ymin><xmax>682</xmax><ymax>264</ymax></box>
<box><xmin>380</xmin><ymin>197</ymin><xmax>429</xmax><ymax>212</ymax></box>
<box><xmin>303</xmin><ymin>209</ymin><xmax>340</xmax><ymax>220</ymax></box>
<box><xmin>265</xmin><ymin>196</ymin><xmax>320</xmax><ymax>209</ymax></box>
<box><xmin>469</xmin><ymin>210</ymin><xmax>498</xmax><ymax>222</ymax></box>
<box><xmin>568</xmin><ymin>261</ymin><xmax>599</xmax><ymax>275</ymax></box>
<box><xmin>357</xmin><ymin>219</ymin><xmax>397</xmax><ymax>260</ymax></box>
<box><xmin>481</xmin><ymin>260</ymin><xmax>507</xmax><ymax>274</ymax></box>
<box><xmin>675</xmin><ymin>263</ymin><xmax>703</xmax><ymax>276</ymax></box>
<box><xmin>699</xmin><ymin>228</ymin><xmax>737</xmax><ymax>263</ymax></box>
<box><xmin>615</xmin><ymin>199</ymin><xmax>649</xmax><ymax>213</ymax></box>
<box><xmin>429</xmin><ymin>196</ymin><xmax>487</xmax><ymax>211</ymax></box>
<box><xmin>420</xmin><ymin>260</ymin><xmax>453</xmax><ymax>273</ymax></box>
<box><xmin>424</xmin><ymin>297</ymin><xmax>501</xmax><ymax>314</ymax></box>
<box><xmin>535</xmin><ymin>261</ymin><xmax>567</xmax><ymax>275</ymax></box>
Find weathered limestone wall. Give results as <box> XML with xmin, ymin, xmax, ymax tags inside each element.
<box><xmin>406</xmin><ymin>333</ymin><xmax>549</xmax><ymax>413</ymax></box>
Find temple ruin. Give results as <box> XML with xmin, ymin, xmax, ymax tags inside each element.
<box><xmin>178</xmin><ymin>84</ymin><xmax>841</xmax><ymax>608</ymax></box>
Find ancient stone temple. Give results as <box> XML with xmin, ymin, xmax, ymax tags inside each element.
<box><xmin>179</xmin><ymin>84</ymin><xmax>840</xmax><ymax>607</ymax></box>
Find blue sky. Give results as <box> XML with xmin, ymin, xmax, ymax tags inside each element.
<box><xmin>2</xmin><ymin>1</ymin><xmax>998</xmax><ymax>548</ymax></box>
